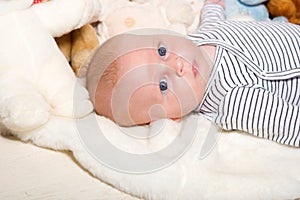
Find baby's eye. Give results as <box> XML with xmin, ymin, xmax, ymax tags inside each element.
<box><xmin>158</xmin><ymin>46</ymin><xmax>167</xmax><ymax>58</ymax></box>
<box><xmin>159</xmin><ymin>78</ymin><xmax>168</xmax><ymax>93</ymax></box>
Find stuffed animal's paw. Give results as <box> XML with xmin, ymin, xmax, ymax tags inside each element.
<box><xmin>0</xmin><ymin>94</ymin><xmax>50</xmax><ymax>132</ymax></box>
<box><xmin>40</xmin><ymin>79</ymin><xmax>94</xmax><ymax>119</ymax></box>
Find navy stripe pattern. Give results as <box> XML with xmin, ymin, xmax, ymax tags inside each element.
<box><xmin>189</xmin><ymin>3</ymin><xmax>300</xmax><ymax>147</ymax></box>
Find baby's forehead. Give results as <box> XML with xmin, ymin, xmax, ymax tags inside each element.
<box><xmin>111</xmin><ymin>33</ymin><xmax>197</xmax><ymax>61</ymax></box>
<box><xmin>116</xmin><ymin>33</ymin><xmax>187</xmax><ymax>49</ymax></box>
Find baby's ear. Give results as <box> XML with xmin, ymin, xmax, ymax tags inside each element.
<box><xmin>171</xmin><ymin>117</ymin><xmax>182</xmax><ymax>122</ymax></box>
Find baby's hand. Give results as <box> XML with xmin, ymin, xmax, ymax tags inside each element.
<box><xmin>206</xmin><ymin>0</ymin><xmax>224</xmax><ymax>7</ymax></box>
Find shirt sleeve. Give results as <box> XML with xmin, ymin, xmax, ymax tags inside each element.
<box><xmin>198</xmin><ymin>3</ymin><xmax>226</xmax><ymax>30</ymax></box>
<box><xmin>215</xmin><ymin>86</ymin><xmax>300</xmax><ymax>147</ymax></box>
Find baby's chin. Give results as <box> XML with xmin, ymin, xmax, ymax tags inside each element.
<box><xmin>114</xmin><ymin>112</ymin><xmax>186</xmax><ymax>126</ymax></box>
<box><xmin>116</xmin><ymin>116</ymin><xmax>184</xmax><ymax>127</ymax></box>
<box><xmin>113</xmin><ymin>117</ymin><xmax>150</xmax><ymax>127</ymax></box>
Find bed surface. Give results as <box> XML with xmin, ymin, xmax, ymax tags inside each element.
<box><xmin>0</xmin><ymin>135</ymin><xmax>138</xmax><ymax>200</ymax></box>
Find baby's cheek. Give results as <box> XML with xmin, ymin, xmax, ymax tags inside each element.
<box><xmin>128</xmin><ymin>87</ymin><xmax>155</xmax><ymax>124</ymax></box>
<box><xmin>169</xmin><ymin>78</ymin><xmax>200</xmax><ymax>114</ymax></box>
<box><xmin>162</xmin><ymin>91</ymin><xmax>184</xmax><ymax>118</ymax></box>
<box><xmin>148</xmin><ymin>104</ymin><xmax>168</xmax><ymax>121</ymax></box>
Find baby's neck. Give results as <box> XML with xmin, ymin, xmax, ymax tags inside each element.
<box><xmin>196</xmin><ymin>44</ymin><xmax>216</xmax><ymax>82</ymax></box>
<box><xmin>201</xmin><ymin>45</ymin><xmax>216</xmax><ymax>67</ymax></box>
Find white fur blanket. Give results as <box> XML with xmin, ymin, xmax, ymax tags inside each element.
<box><xmin>0</xmin><ymin>0</ymin><xmax>300</xmax><ymax>199</ymax></box>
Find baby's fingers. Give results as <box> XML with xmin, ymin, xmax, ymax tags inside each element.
<box><xmin>206</xmin><ymin>0</ymin><xmax>225</xmax><ymax>7</ymax></box>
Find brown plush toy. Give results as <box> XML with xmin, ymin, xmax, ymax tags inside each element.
<box><xmin>55</xmin><ymin>24</ymin><xmax>99</xmax><ymax>75</ymax></box>
<box><xmin>267</xmin><ymin>0</ymin><xmax>300</xmax><ymax>24</ymax></box>
<box><xmin>33</xmin><ymin>0</ymin><xmax>99</xmax><ymax>76</ymax></box>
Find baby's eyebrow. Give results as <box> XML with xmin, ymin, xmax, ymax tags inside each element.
<box><xmin>151</xmin><ymin>41</ymin><xmax>158</xmax><ymax>48</ymax></box>
<box><xmin>151</xmin><ymin>36</ymin><xmax>164</xmax><ymax>47</ymax></box>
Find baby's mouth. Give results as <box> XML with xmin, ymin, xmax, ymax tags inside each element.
<box><xmin>192</xmin><ymin>61</ymin><xmax>199</xmax><ymax>78</ymax></box>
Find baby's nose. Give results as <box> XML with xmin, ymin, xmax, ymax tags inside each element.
<box><xmin>176</xmin><ymin>57</ymin><xmax>184</xmax><ymax>77</ymax></box>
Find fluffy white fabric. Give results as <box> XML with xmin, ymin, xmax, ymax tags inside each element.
<box><xmin>0</xmin><ymin>1</ymin><xmax>300</xmax><ymax>199</ymax></box>
<box><xmin>0</xmin><ymin>0</ymin><xmax>99</xmax><ymax>134</ymax></box>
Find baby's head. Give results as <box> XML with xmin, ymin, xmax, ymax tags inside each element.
<box><xmin>87</xmin><ymin>29</ymin><xmax>212</xmax><ymax>126</ymax></box>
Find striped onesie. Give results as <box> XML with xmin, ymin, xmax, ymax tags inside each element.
<box><xmin>189</xmin><ymin>3</ymin><xmax>300</xmax><ymax>147</ymax></box>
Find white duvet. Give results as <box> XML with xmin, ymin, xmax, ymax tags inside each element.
<box><xmin>0</xmin><ymin>0</ymin><xmax>300</xmax><ymax>199</ymax></box>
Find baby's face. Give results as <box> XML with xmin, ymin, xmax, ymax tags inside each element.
<box><xmin>109</xmin><ymin>35</ymin><xmax>210</xmax><ymax>126</ymax></box>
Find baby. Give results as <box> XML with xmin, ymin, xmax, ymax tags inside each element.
<box><xmin>86</xmin><ymin>0</ymin><xmax>300</xmax><ymax>147</ymax></box>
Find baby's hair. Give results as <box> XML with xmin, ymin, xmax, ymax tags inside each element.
<box><xmin>89</xmin><ymin>58</ymin><xmax>120</xmax><ymax>120</ymax></box>
<box><xmin>100</xmin><ymin>60</ymin><xmax>119</xmax><ymax>89</ymax></box>
<box><xmin>84</xmin><ymin>58</ymin><xmax>120</xmax><ymax>122</ymax></box>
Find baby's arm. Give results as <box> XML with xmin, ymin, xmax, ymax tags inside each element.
<box><xmin>198</xmin><ymin>0</ymin><xmax>225</xmax><ymax>30</ymax></box>
<box><xmin>217</xmin><ymin>87</ymin><xmax>300</xmax><ymax>147</ymax></box>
